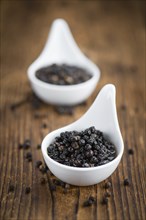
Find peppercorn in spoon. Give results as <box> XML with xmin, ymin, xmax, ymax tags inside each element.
<box><xmin>27</xmin><ymin>18</ymin><xmax>100</xmax><ymax>105</ymax></box>
<box><xmin>41</xmin><ymin>84</ymin><xmax>124</xmax><ymax>186</ymax></box>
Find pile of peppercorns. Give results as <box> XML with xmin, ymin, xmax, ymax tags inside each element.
<box><xmin>47</xmin><ymin>126</ymin><xmax>116</xmax><ymax>167</ymax></box>
<box><xmin>35</xmin><ymin>64</ymin><xmax>92</xmax><ymax>85</ymax></box>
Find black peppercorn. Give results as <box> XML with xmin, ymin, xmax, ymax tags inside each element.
<box><xmin>26</xmin><ymin>152</ymin><xmax>32</xmax><ymax>159</ymax></box>
<box><xmin>83</xmin><ymin>163</ymin><xmax>90</xmax><ymax>167</ymax></box>
<box><xmin>83</xmin><ymin>196</ymin><xmax>96</xmax><ymax>207</ymax></box>
<box><xmin>39</xmin><ymin>166</ymin><xmax>47</xmax><ymax>174</ymax></box>
<box><xmin>105</xmin><ymin>191</ymin><xmax>111</xmax><ymax>197</ymax></box>
<box><xmin>25</xmin><ymin>187</ymin><xmax>31</xmax><ymax>194</ymax></box>
<box><xmin>105</xmin><ymin>182</ymin><xmax>112</xmax><ymax>189</ymax></box>
<box><xmin>85</xmin><ymin>150</ymin><xmax>93</xmax><ymax>158</ymax></box>
<box><xmin>23</xmin><ymin>139</ymin><xmax>31</xmax><ymax>149</ymax></box>
<box><xmin>71</xmin><ymin>142</ymin><xmax>79</xmax><ymax>149</ymax></box>
<box><xmin>50</xmin><ymin>184</ymin><xmax>56</xmax><ymax>191</ymax></box>
<box><xmin>8</xmin><ymin>184</ymin><xmax>15</xmax><ymax>193</ymax></box>
<box><xmin>40</xmin><ymin>177</ymin><xmax>46</xmax><ymax>185</ymax></box>
<box><xmin>124</xmin><ymin>178</ymin><xmax>130</xmax><ymax>186</ymax></box>
<box><xmin>36</xmin><ymin>160</ymin><xmax>42</xmax><ymax>168</ymax></box>
<box><xmin>85</xmin><ymin>144</ymin><xmax>92</xmax><ymax>150</ymax></box>
<box><xmin>128</xmin><ymin>149</ymin><xmax>134</xmax><ymax>155</ymax></box>
<box><xmin>79</xmin><ymin>139</ymin><xmax>86</xmax><ymax>146</ymax></box>
<box><xmin>37</xmin><ymin>144</ymin><xmax>41</xmax><ymax>149</ymax></box>
<box><xmin>18</xmin><ymin>143</ymin><xmax>23</xmax><ymax>149</ymax></box>
<box><xmin>42</xmin><ymin>123</ymin><xmax>47</xmax><ymax>129</ymax></box>
<box><xmin>55</xmin><ymin>106</ymin><xmax>74</xmax><ymax>115</ymax></box>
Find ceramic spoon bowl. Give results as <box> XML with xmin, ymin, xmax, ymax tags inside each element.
<box><xmin>27</xmin><ymin>19</ymin><xmax>100</xmax><ymax>105</ymax></box>
<box><xmin>41</xmin><ymin>84</ymin><xmax>124</xmax><ymax>186</ymax></box>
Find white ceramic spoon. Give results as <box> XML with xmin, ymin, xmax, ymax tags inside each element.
<box><xmin>41</xmin><ymin>84</ymin><xmax>124</xmax><ymax>186</ymax></box>
<box><xmin>27</xmin><ymin>18</ymin><xmax>100</xmax><ymax>105</ymax></box>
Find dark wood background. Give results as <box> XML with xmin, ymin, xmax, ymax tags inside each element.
<box><xmin>0</xmin><ymin>1</ymin><xmax>145</xmax><ymax>220</ymax></box>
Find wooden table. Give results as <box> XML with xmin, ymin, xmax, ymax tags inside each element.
<box><xmin>1</xmin><ymin>1</ymin><xmax>145</xmax><ymax>220</ymax></box>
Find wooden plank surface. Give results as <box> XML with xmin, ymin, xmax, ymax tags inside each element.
<box><xmin>0</xmin><ymin>1</ymin><xmax>145</xmax><ymax>220</ymax></box>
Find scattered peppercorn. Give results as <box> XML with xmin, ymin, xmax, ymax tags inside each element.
<box><xmin>124</xmin><ymin>178</ymin><xmax>130</xmax><ymax>186</ymax></box>
<box><xmin>40</xmin><ymin>177</ymin><xmax>46</xmax><ymax>185</ymax></box>
<box><xmin>105</xmin><ymin>181</ymin><xmax>112</xmax><ymax>189</ymax></box>
<box><xmin>89</xmin><ymin>196</ymin><xmax>96</xmax><ymax>203</ymax></box>
<box><xmin>8</xmin><ymin>184</ymin><xmax>15</xmax><ymax>193</ymax></box>
<box><xmin>35</xmin><ymin>64</ymin><xmax>92</xmax><ymax>86</ymax></box>
<box><xmin>128</xmin><ymin>149</ymin><xmax>134</xmax><ymax>155</ymax></box>
<box><xmin>55</xmin><ymin>106</ymin><xmax>74</xmax><ymax>115</ymax></box>
<box><xmin>35</xmin><ymin>160</ymin><xmax>42</xmax><ymax>168</ymax></box>
<box><xmin>42</xmin><ymin>123</ymin><xmax>47</xmax><ymax>129</ymax></box>
<box><xmin>120</xmin><ymin>104</ymin><xmax>126</xmax><ymax>111</ymax></box>
<box><xmin>25</xmin><ymin>152</ymin><xmax>32</xmax><ymax>162</ymax></box>
<box><xmin>37</xmin><ymin>144</ymin><xmax>41</xmax><ymax>149</ymax></box>
<box><xmin>105</xmin><ymin>191</ymin><xmax>111</xmax><ymax>197</ymax></box>
<box><xmin>25</xmin><ymin>187</ymin><xmax>31</xmax><ymax>194</ymax></box>
<box><xmin>25</xmin><ymin>152</ymin><xmax>32</xmax><ymax>159</ymax></box>
<box><xmin>50</xmin><ymin>184</ymin><xmax>56</xmax><ymax>191</ymax></box>
<box><xmin>31</xmin><ymin>93</ymin><xmax>43</xmax><ymax>109</ymax></box>
<box><xmin>47</xmin><ymin>126</ymin><xmax>116</xmax><ymax>168</ymax></box>
<box><xmin>23</xmin><ymin>139</ymin><xmax>31</xmax><ymax>149</ymax></box>
<box><xmin>39</xmin><ymin>165</ymin><xmax>47</xmax><ymax>174</ymax></box>
<box><xmin>18</xmin><ymin>143</ymin><xmax>23</xmax><ymax>149</ymax></box>
<box><xmin>83</xmin><ymin>196</ymin><xmax>96</xmax><ymax>207</ymax></box>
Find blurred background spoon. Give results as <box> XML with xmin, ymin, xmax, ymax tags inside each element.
<box><xmin>27</xmin><ymin>18</ymin><xmax>101</xmax><ymax>105</ymax></box>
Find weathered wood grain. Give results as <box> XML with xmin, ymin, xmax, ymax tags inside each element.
<box><xmin>0</xmin><ymin>1</ymin><xmax>145</xmax><ymax>220</ymax></box>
